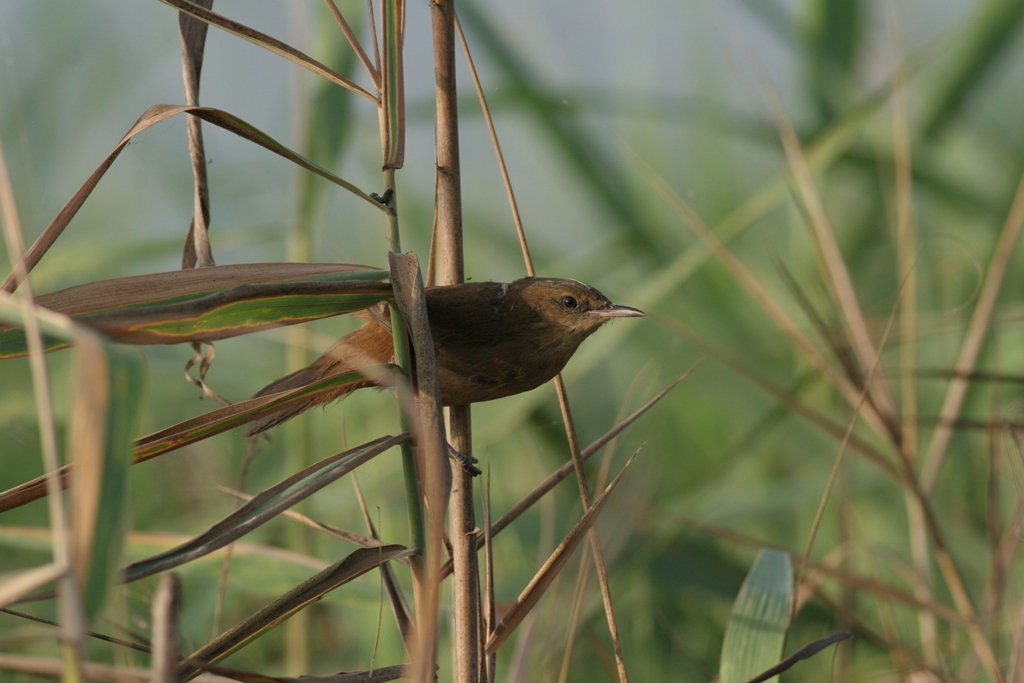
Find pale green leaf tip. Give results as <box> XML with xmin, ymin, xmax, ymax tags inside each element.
<box><xmin>719</xmin><ymin>549</ymin><xmax>793</xmax><ymax>683</ymax></box>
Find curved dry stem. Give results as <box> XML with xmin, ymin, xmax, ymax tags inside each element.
<box><xmin>453</xmin><ymin>11</ymin><xmax>533</xmax><ymax>277</ymax></box>
<box><xmin>158</xmin><ymin>0</ymin><xmax>376</xmax><ymax>101</ymax></box>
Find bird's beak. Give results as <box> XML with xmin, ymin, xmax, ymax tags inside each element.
<box><xmin>595</xmin><ymin>304</ymin><xmax>645</xmax><ymax>318</ymax></box>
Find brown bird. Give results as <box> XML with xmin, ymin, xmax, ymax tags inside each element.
<box><xmin>245</xmin><ymin>277</ymin><xmax>643</xmax><ymax>436</ymax></box>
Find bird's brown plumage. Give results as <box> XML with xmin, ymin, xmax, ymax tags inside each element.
<box><xmin>245</xmin><ymin>277</ymin><xmax>643</xmax><ymax>435</ymax></box>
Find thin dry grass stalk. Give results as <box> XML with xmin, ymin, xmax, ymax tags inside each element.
<box><xmin>452</xmin><ymin>12</ymin><xmax>532</xmax><ymax>275</ymax></box>
<box><xmin>675</xmin><ymin>516</ymin><xmax>965</xmax><ymax>624</ymax></box>
<box><xmin>350</xmin><ymin>475</ymin><xmax>416</xmax><ymax>651</ymax></box>
<box><xmin>920</xmin><ymin>170</ymin><xmax>1024</xmax><ymax>492</ymax></box>
<box><xmin>663</xmin><ymin>320</ymin><xmax>900</xmax><ymax>479</ymax></box>
<box><xmin>177</xmin><ymin>3</ymin><xmax>219</xmax><ymax>409</ymax></box>
<box><xmin>0</xmin><ymin>564</ymin><xmax>64</xmax><ymax>609</ymax></box>
<box><xmin>438</xmin><ymin>369</ymin><xmax>688</xmax><ymax>581</ymax></box>
<box><xmin>178</xmin><ymin>0</ymin><xmax>214</xmax><ymax>270</ymax></box>
<box><xmin>379</xmin><ymin>0</ymin><xmax>405</xmax><ymax>172</ymax></box>
<box><xmin>390</xmin><ymin>253</ymin><xmax>448</xmax><ymax>683</ymax></box>
<box><xmin>0</xmin><ymin>364</ymin><xmax>402</xmax><ymax>512</ymax></box>
<box><xmin>485</xmin><ymin>451</ymin><xmax>637</xmax><ymax>654</ymax></box>
<box><xmin>632</xmin><ymin>152</ymin><xmax>894</xmax><ymax>441</ymax></box>
<box><xmin>0</xmin><ymin>654</ymin><xmax>231</xmax><ymax>683</ymax></box>
<box><xmin>150</xmin><ymin>574</ymin><xmax>181</xmax><ymax>683</ymax></box>
<box><xmin>808</xmin><ymin>588</ymin><xmax>946</xmax><ymax>680</ymax></box>
<box><xmin>0</xmin><ymin>134</ymin><xmax>87</xmax><ymax>677</ymax></box>
<box><xmin>1</xmin><ymin>104</ymin><xmax>384</xmax><ymax>294</ymax></box>
<box><xmin>323</xmin><ymin>0</ymin><xmax>381</xmax><ymax>90</ymax></box>
<box><xmin>482</xmin><ymin>470</ymin><xmax>497</xmax><ymax>683</ymax></box>
<box><xmin>553</xmin><ymin>376</ymin><xmax>630</xmax><ymax>683</ymax></box>
<box><xmin>557</xmin><ymin>540</ymin><xmax>594</xmax><ymax>683</ymax></box>
<box><xmin>428</xmin><ymin>1</ymin><xmax>483</xmax><ymax>679</ymax></box>
<box><xmin>123</xmin><ymin>434</ymin><xmax>407</xmax><ymax>583</ymax></box>
<box><xmin>763</xmin><ymin>83</ymin><xmax>899</xmax><ymax>437</ymax></box>
<box><xmin>176</xmin><ymin>546</ymin><xmax>412</xmax><ymax>680</ymax></box>
<box><xmin>885</xmin><ymin>34</ymin><xmax>942</xmax><ymax>669</ymax></box>
<box><xmin>637</xmin><ymin>94</ymin><xmax>1008</xmax><ymax>674</ymax></box>
<box><xmin>446</xmin><ymin>24</ymin><xmax>631</xmax><ymax>674</ymax></box>
<box><xmin>159</xmin><ymin>0</ymin><xmax>374</xmax><ymax>100</ymax></box>
<box><xmin>792</xmin><ymin>289</ymin><xmax>903</xmax><ymax>628</ymax></box>
<box><xmin>429</xmin><ymin>1</ymin><xmax>480</xmax><ymax>680</ymax></box>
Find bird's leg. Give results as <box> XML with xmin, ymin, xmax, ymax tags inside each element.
<box><xmin>448</xmin><ymin>444</ymin><xmax>481</xmax><ymax>476</ymax></box>
<box><xmin>369</xmin><ymin>188</ymin><xmax>394</xmax><ymax>205</ymax></box>
<box><xmin>407</xmin><ymin>433</ymin><xmax>480</xmax><ymax>475</ymax></box>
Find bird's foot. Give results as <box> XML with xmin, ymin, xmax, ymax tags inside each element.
<box><xmin>448</xmin><ymin>444</ymin><xmax>481</xmax><ymax>476</ymax></box>
<box><xmin>369</xmin><ymin>189</ymin><xmax>394</xmax><ymax>206</ymax></box>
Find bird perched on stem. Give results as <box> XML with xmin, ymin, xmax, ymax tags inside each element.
<box><xmin>245</xmin><ymin>277</ymin><xmax>643</xmax><ymax>436</ymax></box>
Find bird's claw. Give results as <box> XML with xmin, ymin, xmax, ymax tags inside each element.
<box><xmin>448</xmin><ymin>444</ymin><xmax>481</xmax><ymax>476</ymax></box>
<box><xmin>369</xmin><ymin>189</ymin><xmax>394</xmax><ymax>206</ymax></box>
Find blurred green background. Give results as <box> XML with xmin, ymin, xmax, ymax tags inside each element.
<box><xmin>2</xmin><ymin>0</ymin><xmax>1024</xmax><ymax>680</ymax></box>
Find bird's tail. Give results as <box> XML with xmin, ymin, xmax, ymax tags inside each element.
<box><xmin>243</xmin><ymin>368</ymin><xmax>315</xmax><ymax>436</ymax></box>
<box><xmin>244</xmin><ymin>322</ymin><xmax>393</xmax><ymax>436</ymax></box>
<box><xmin>244</xmin><ymin>365</ymin><xmax>323</xmax><ymax>436</ymax></box>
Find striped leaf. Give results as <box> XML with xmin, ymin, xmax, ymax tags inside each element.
<box><xmin>0</xmin><ymin>264</ymin><xmax>390</xmax><ymax>357</ymax></box>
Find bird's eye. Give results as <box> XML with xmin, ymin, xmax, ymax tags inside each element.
<box><xmin>561</xmin><ymin>295</ymin><xmax>578</xmax><ymax>310</ymax></box>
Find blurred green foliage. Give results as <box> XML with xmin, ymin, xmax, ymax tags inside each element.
<box><xmin>2</xmin><ymin>0</ymin><xmax>1024</xmax><ymax>680</ymax></box>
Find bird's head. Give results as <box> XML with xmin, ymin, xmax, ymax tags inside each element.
<box><xmin>511</xmin><ymin>277</ymin><xmax>644</xmax><ymax>342</ymax></box>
